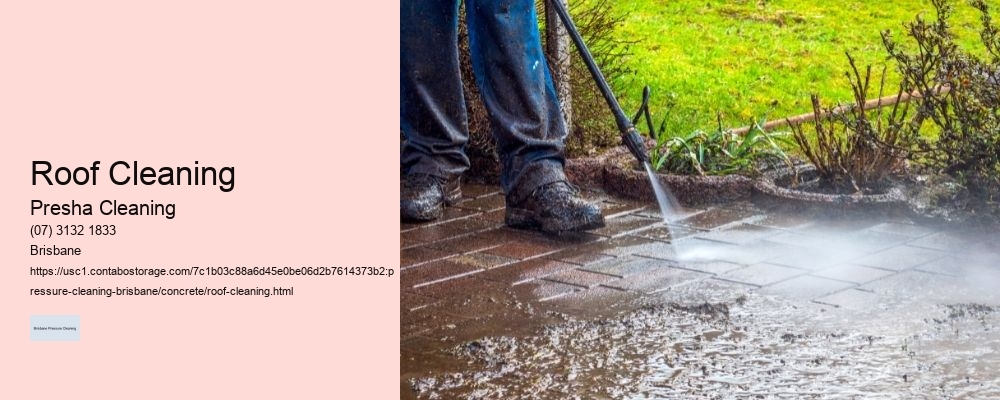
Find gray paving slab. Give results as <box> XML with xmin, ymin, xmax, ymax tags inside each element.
<box><xmin>603</xmin><ymin>265</ymin><xmax>711</xmax><ymax>294</ymax></box>
<box><xmin>678</xmin><ymin>238</ymin><xmax>788</xmax><ymax>266</ymax></box>
<box><xmin>906</xmin><ymin>231</ymin><xmax>974</xmax><ymax>252</ymax></box>
<box><xmin>759</xmin><ymin>275</ymin><xmax>857</xmax><ymax>300</ymax></box>
<box><xmin>590</xmin><ymin>214</ymin><xmax>661</xmax><ymax>238</ymax></box>
<box><xmin>851</xmin><ymin>245</ymin><xmax>948</xmax><ymax>271</ymax></box>
<box><xmin>511</xmin><ymin>279</ymin><xmax>583</xmax><ymax>302</ymax></box>
<box><xmin>867</xmin><ymin>221</ymin><xmax>938</xmax><ymax>238</ymax></box>
<box><xmin>672</xmin><ymin>206</ymin><xmax>760</xmax><ymax>230</ymax></box>
<box><xmin>811</xmin><ymin>263</ymin><xmax>897</xmax><ymax>284</ymax></box>
<box><xmin>631</xmin><ymin>224</ymin><xmax>702</xmax><ymax>242</ymax></box>
<box><xmin>765</xmin><ymin>245</ymin><xmax>859</xmax><ymax>271</ymax></box>
<box><xmin>691</xmin><ymin>223</ymin><xmax>782</xmax><ymax>245</ymax></box>
<box><xmin>813</xmin><ymin>288</ymin><xmax>882</xmax><ymax>309</ymax></box>
<box><xmin>478</xmin><ymin>258</ymin><xmax>579</xmax><ymax>285</ymax></box>
<box><xmin>542</xmin><ymin>268</ymin><xmax>619</xmax><ymax>289</ymax></box>
<box><xmin>717</xmin><ymin>262</ymin><xmax>807</xmax><ymax>287</ymax></box>
<box><xmin>579</xmin><ymin>256</ymin><xmax>666</xmax><ymax>278</ymax></box>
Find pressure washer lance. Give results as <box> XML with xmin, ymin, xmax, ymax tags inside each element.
<box><xmin>547</xmin><ymin>0</ymin><xmax>650</xmax><ymax>163</ymax></box>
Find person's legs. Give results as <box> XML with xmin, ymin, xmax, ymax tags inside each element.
<box><xmin>400</xmin><ymin>0</ymin><xmax>465</xmax><ymax>221</ymax></box>
<box><xmin>466</xmin><ymin>0</ymin><xmax>603</xmax><ymax>232</ymax></box>
<box><xmin>465</xmin><ymin>0</ymin><xmax>565</xmax><ymax>202</ymax></box>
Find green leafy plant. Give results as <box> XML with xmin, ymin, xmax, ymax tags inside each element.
<box><xmin>636</xmin><ymin>89</ymin><xmax>792</xmax><ymax>176</ymax></box>
<box><xmin>789</xmin><ymin>53</ymin><xmax>919</xmax><ymax>194</ymax></box>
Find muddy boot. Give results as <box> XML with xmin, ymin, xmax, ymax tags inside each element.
<box><xmin>506</xmin><ymin>181</ymin><xmax>605</xmax><ymax>233</ymax></box>
<box><xmin>401</xmin><ymin>174</ymin><xmax>461</xmax><ymax>222</ymax></box>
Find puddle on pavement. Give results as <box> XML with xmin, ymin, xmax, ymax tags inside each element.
<box><xmin>406</xmin><ymin>285</ymin><xmax>1000</xmax><ymax>399</ymax></box>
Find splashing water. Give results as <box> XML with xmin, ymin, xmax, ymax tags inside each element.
<box><xmin>644</xmin><ymin>161</ymin><xmax>700</xmax><ymax>260</ymax></box>
<box><xmin>643</xmin><ymin>162</ymin><xmax>681</xmax><ymax>223</ymax></box>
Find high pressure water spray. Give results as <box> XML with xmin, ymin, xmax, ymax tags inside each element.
<box><xmin>547</xmin><ymin>0</ymin><xmax>650</xmax><ymax>164</ymax></box>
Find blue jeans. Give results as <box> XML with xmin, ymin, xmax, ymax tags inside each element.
<box><xmin>400</xmin><ymin>0</ymin><xmax>568</xmax><ymax>204</ymax></box>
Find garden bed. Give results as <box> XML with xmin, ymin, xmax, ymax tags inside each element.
<box><xmin>567</xmin><ymin>147</ymin><xmax>753</xmax><ymax>206</ymax></box>
<box><xmin>750</xmin><ymin>164</ymin><xmax>911</xmax><ymax>216</ymax></box>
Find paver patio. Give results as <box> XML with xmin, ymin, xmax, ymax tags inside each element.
<box><xmin>400</xmin><ymin>182</ymin><xmax>1000</xmax><ymax>398</ymax></box>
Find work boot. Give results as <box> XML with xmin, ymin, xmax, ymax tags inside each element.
<box><xmin>401</xmin><ymin>174</ymin><xmax>461</xmax><ymax>222</ymax></box>
<box><xmin>506</xmin><ymin>181</ymin><xmax>605</xmax><ymax>233</ymax></box>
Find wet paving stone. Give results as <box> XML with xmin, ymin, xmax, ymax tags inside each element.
<box><xmin>400</xmin><ymin>291</ymin><xmax>438</xmax><ymax>312</ymax></box>
<box><xmin>544</xmin><ymin>249</ymin><xmax>616</xmax><ymax>266</ymax></box>
<box><xmin>751</xmin><ymin>212</ymin><xmax>816</xmax><ymax>229</ymax></box>
<box><xmin>447</xmin><ymin>251</ymin><xmax>517</xmax><ymax>270</ymax></box>
<box><xmin>682</xmin><ymin>238</ymin><xmax>787</xmax><ymax>266</ymax></box>
<box><xmin>477</xmin><ymin>208</ymin><xmax>506</xmax><ymax>223</ymax></box>
<box><xmin>912</xmin><ymin>256</ymin><xmax>974</xmax><ymax>276</ymax></box>
<box><xmin>511</xmin><ymin>279</ymin><xmax>583</xmax><ymax>302</ymax></box>
<box><xmin>400</xmin><ymin>232</ymin><xmax>424</xmax><ymax>250</ymax></box>
<box><xmin>603</xmin><ymin>265</ymin><xmax>710</xmax><ymax>294</ymax></box>
<box><xmin>813</xmin><ymin>288</ymin><xmax>881</xmax><ymax>309</ymax></box>
<box><xmin>590</xmin><ymin>214</ymin><xmax>661</xmax><ymax>238</ymax></box>
<box><xmin>906</xmin><ymin>231</ymin><xmax>973</xmax><ymax>252</ymax></box>
<box><xmin>859</xmin><ymin>270</ymin><xmax>982</xmax><ymax>304</ymax></box>
<box><xmin>454</xmin><ymin>193</ymin><xmax>506</xmax><ymax>212</ymax></box>
<box><xmin>851</xmin><ymin>245</ymin><xmax>949</xmax><ymax>271</ymax></box>
<box><xmin>401</xmin><ymin>217</ymin><xmax>500</xmax><ymax>245</ymax></box>
<box><xmin>766</xmin><ymin>245</ymin><xmax>860</xmax><ymax>271</ymax></box>
<box><xmin>431</xmin><ymin>287</ymin><xmax>522</xmax><ymax>320</ymax></box>
<box><xmin>867</xmin><ymin>221</ymin><xmax>938</xmax><ymax>238</ymax></box>
<box><xmin>437</xmin><ymin>308</ymin><xmax>562</xmax><ymax>345</ymax></box>
<box><xmin>400</xmin><ymin>221</ymin><xmax>423</xmax><ymax>233</ymax></box>
<box><xmin>542</xmin><ymin>268</ymin><xmax>618</xmax><ymax>288</ymax></box>
<box><xmin>408</xmin><ymin>276</ymin><xmax>506</xmax><ymax>300</ymax></box>
<box><xmin>836</xmin><ymin>229</ymin><xmax>913</xmax><ymax>253</ymax></box>
<box><xmin>811</xmin><ymin>263</ymin><xmax>897</xmax><ymax>284</ymax></box>
<box><xmin>478</xmin><ymin>258</ymin><xmax>578</xmax><ymax>285</ymax></box>
<box><xmin>610</xmin><ymin>236</ymin><xmax>678</xmax><ymax>259</ymax></box>
<box><xmin>539</xmin><ymin>286</ymin><xmax>642</xmax><ymax>319</ymax></box>
<box><xmin>483</xmin><ymin>238</ymin><xmax>565</xmax><ymax>261</ymax></box>
<box><xmin>598</xmin><ymin>199</ymin><xmax>646</xmax><ymax>217</ymax></box>
<box><xmin>692</xmin><ymin>223</ymin><xmax>782</xmax><ymax>245</ymax></box>
<box><xmin>672</xmin><ymin>206</ymin><xmax>760</xmax><ymax>230</ymax></box>
<box><xmin>864</xmin><ymin>269</ymin><xmax>1000</xmax><ymax>307</ymax></box>
<box><xmin>634</xmin><ymin>204</ymin><xmax>705</xmax><ymax>221</ymax></box>
<box><xmin>717</xmin><ymin>262</ymin><xmax>807</xmax><ymax>287</ymax></box>
<box><xmin>631</xmin><ymin>224</ymin><xmax>701</xmax><ymax>242</ymax></box>
<box><xmin>401</xmin><ymin>305</ymin><xmax>470</xmax><ymax>340</ymax></box>
<box><xmin>762</xmin><ymin>231</ymin><xmax>831</xmax><ymax>249</ymax></box>
<box><xmin>570</xmin><ymin>235</ymin><xmax>658</xmax><ymax>257</ymax></box>
<box><xmin>538</xmin><ymin>230</ymin><xmax>605</xmax><ymax>245</ymax></box>
<box><xmin>580</xmin><ymin>256</ymin><xmax>666</xmax><ymax>278</ymax></box>
<box><xmin>759</xmin><ymin>275</ymin><xmax>857</xmax><ymax>301</ymax></box>
<box><xmin>459</xmin><ymin>182</ymin><xmax>502</xmax><ymax>199</ymax></box>
<box><xmin>797</xmin><ymin>217</ymin><xmax>880</xmax><ymax>234</ymax></box>
<box><xmin>651</xmin><ymin>276</ymin><xmax>756</xmax><ymax>304</ymax></box>
<box><xmin>439</xmin><ymin>205</ymin><xmax>485</xmax><ymax>222</ymax></box>
<box><xmin>425</xmin><ymin>229</ymin><xmax>509</xmax><ymax>254</ymax></box>
<box><xmin>400</xmin><ymin>246</ymin><xmax>453</xmax><ymax>269</ymax></box>
<box><xmin>674</xmin><ymin>260</ymin><xmax>745</xmax><ymax>275</ymax></box>
<box><xmin>401</xmin><ymin>259</ymin><xmax>484</xmax><ymax>289</ymax></box>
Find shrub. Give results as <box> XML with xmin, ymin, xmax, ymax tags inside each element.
<box><xmin>882</xmin><ymin>0</ymin><xmax>1000</xmax><ymax>198</ymax></box>
<box><xmin>560</xmin><ymin>0</ymin><xmax>637</xmax><ymax>156</ymax></box>
<box><xmin>789</xmin><ymin>53</ymin><xmax>919</xmax><ymax>194</ymax></box>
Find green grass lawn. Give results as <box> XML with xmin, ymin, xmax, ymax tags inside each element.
<box><xmin>603</xmin><ymin>0</ymin><xmax>990</xmax><ymax>134</ymax></box>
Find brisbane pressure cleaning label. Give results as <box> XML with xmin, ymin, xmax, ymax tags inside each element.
<box><xmin>30</xmin><ymin>315</ymin><xmax>81</xmax><ymax>341</ymax></box>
